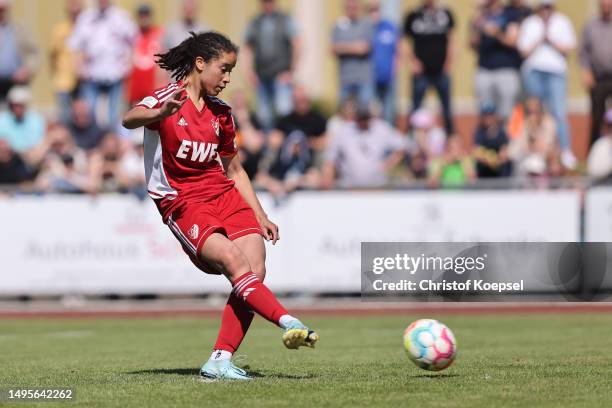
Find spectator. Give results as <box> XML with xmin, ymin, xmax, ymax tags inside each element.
<box><xmin>428</xmin><ymin>135</ymin><xmax>475</xmax><ymax>188</ymax></box>
<box><xmin>332</xmin><ymin>0</ymin><xmax>374</xmax><ymax>110</ymax></box>
<box><xmin>403</xmin><ymin>0</ymin><xmax>455</xmax><ymax>134</ymax></box>
<box><xmin>118</xmin><ymin>130</ymin><xmax>146</xmax><ymax>198</ymax></box>
<box><xmin>68</xmin><ymin>0</ymin><xmax>137</xmax><ymax>131</ymax></box>
<box><xmin>518</xmin><ymin>0</ymin><xmax>576</xmax><ymax>169</ymax></box>
<box><xmin>34</xmin><ymin>125</ymin><xmax>93</xmax><ymax>194</ymax></box>
<box><xmin>126</xmin><ymin>4</ymin><xmax>164</xmax><ymax>105</ymax></box>
<box><xmin>406</xmin><ymin>108</ymin><xmax>446</xmax><ymax>178</ymax></box>
<box><xmin>473</xmin><ymin>102</ymin><xmax>512</xmax><ymax>178</ymax></box>
<box><xmin>322</xmin><ymin>107</ymin><xmax>405</xmax><ymax>188</ymax></box>
<box><xmin>327</xmin><ymin>97</ymin><xmax>358</xmax><ymax>142</ymax></box>
<box><xmin>50</xmin><ymin>0</ymin><xmax>83</xmax><ymax>125</ymax></box>
<box><xmin>367</xmin><ymin>0</ymin><xmax>399</xmax><ymax>124</ymax></box>
<box><xmin>261</xmin><ymin>128</ymin><xmax>321</xmax><ymax>197</ymax></box>
<box><xmin>162</xmin><ymin>0</ymin><xmax>208</xmax><ymax>50</ymax></box>
<box><xmin>244</xmin><ymin>0</ymin><xmax>300</xmax><ymax>132</ymax></box>
<box><xmin>587</xmin><ymin>109</ymin><xmax>612</xmax><ymax>180</ymax></box>
<box><xmin>67</xmin><ymin>98</ymin><xmax>106</xmax><ymax>151</ymax></box>
<box><xmin>231</xmin><ymin>92</ymin><xmax>265</xmax><ymax>180</ymax></box>
<box><xmin>273</xmin><ymin>85</ymin><xmax>328</xmax><ymax>167</ymax></box>
<box><xmin>508</xmin><ymin>97</ymin><xmax>559</xmax><ymax>177</ymax></box>
<box><xmin>580</xmin><ymin>0</ymin><xmax>612</xmax><ymax>147</ymax></box>
<box><xmin>0</xmin><ymin>138</ymin><xmax>30</xmax><ymax>184</ymax></box>
<box><xmin>89</xmin><ymin>131</ymin><xmax>124</xmax><ymax>192</ymax></box>
<box><xmin>0</xmin><ymin>0</ymin><xmax>40</xmax><ymax>103</ymax></box>
<box><xmin>470</xmin><ymin>0</ymin><xmax>521</xmax><ymax>121</ymax></box>
<box><xmin>0</xmin><ymin>86</ymin><xmax>45</xmax><ymax>155</ymax></box>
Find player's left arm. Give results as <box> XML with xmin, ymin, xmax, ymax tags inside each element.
<box><xmin>222</xmin><ymin>154</ymin><xmax>280</xmax><ymax>244</ymax></box>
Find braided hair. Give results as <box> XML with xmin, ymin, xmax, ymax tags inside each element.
<box><xmin>155</xmin><ymin>31</ymin><xmax>239</xmax><ymax>81</ymax></box>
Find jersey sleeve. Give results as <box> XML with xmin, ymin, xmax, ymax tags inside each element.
<box><xmin>218</xmin><ymin>112</ymin><xmax>238</xmax><ymax>157</ymax></box>
<box><xmin>135</xmin><ymin>93</ymin><xmax>163</xmax><ymax>130</ymax></box>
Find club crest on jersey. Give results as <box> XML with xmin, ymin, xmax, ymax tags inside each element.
<box><xmin>188</xmin><ymin>224</ymin><xmax>199</xmax><ymax>240</ymax></box>
<box><xmin>177</xmin><ymin>116</ymin><xmax>188</xmax><ymax>127</ymax></box>
<box><xmin>211</xmin><ymin>118</ymin><xmax>220</xmax><ymax>137</ymax></box>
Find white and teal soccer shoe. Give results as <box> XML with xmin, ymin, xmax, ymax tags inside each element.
<box><xmin>282</xmin><ymin>321</ymin><xmax>319</xmax><ymax>350</ymax></box>
<box><xmin>200</xmin><ymin>359</ymin><xmax>251</xmax><ymax>381</ymax></box>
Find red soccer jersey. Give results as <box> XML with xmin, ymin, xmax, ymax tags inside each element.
<box><xmin>136</xmin><ymin>82</ymin><xmax>238</xmax><ymax>220</ymax></box>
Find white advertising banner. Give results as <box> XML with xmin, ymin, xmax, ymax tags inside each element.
<box><xmin>0</xmin><ymin>191</ymin><xmax>580</xmax><ymax>295</ymax></box>
<box><xmin>585</xmin><ymin>187</ymin><xmax>612</xmax><ymax>242</ymax></box>
<box><xmin>282</xmin><ymin>191</ymin><xmax>581</xmax><ymax>292</ymax></box>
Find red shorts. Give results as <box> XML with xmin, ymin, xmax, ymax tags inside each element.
<box><xmin>164</xmin><ymin>188</ymin><xmax>263</xmax><ymax>273</ymax></box>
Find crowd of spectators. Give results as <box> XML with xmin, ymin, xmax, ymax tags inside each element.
<box><xmin>1</xmin><ymin>0</ymin><xmax>612</xmax><ymax>197</ymax></box>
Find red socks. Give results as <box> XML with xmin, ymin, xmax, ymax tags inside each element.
<box><xmin>231</xmin><ymin>272</ymin><xmax>288</xmax><ymax>324</ymax></box>
<box><xmin>213</xmin><ymin>292</ymin><xmax>254</xmax><ymax>353</ymax></box>
<box><xmin>213</xmin><ymin>272</ymin><xmax>288</xmax><ymax>353</ymax></box>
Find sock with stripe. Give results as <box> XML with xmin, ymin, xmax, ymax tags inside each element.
<box><xmin>232</xmin><ymin>272</ymin><xmax>288</xmax><ymax>326</ymax></box>
<box><xmin>213</xmin><ymin>291</ymin><xmax>255</xmax><ymax>353</ymax></box>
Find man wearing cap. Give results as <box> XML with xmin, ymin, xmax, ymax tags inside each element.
<box><xmin>580</xmin><ymin>0</ymin><xmax>612</xmax><ymax>147</ymax></box>
<box><xmin>322</xmin><ymin>107</ymin><xmax>406</xmax><ymax>188</ymax></box>
<box><xmin>473</xmin><ymin>101</ymin><xmax>512</xmax><ymax>178</ymax></box>
<box><xmin>0</xmin><ymin>86</ymin><xmax>46</xmax><ymax>154</ymax></box>
<box><xmin>0</xmin><ymin>0</ymin><xmax>40</xmax><ymax>103</ymax></box>
<box><xmin>587</xmin><ymin>109</ymin><xmax>612</xmax><ymax>180</ymax></box>
<box><xmin>517</xmin><ymin>0</ymin><xmax>576</xmax><ymax>169</ymax></box>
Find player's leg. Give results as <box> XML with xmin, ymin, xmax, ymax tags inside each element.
<box><xmin>208</xmin><ymin>234</ymin><xmax>264</xmax><ymax>360</ymax></box>
<box><xmin>200</xmin><ymin>233</ymin><xmax>290</xmax><ymax>325</ymax></box>
<box><xmin>202</xmin><ymin>233</ymin><xmax>318</xmax><ymax>348</ymax></box>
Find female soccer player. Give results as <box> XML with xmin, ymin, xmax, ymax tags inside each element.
<box><xmin>122</xmin><ymin>31</ymin><xmax>318</xmax><ymax>381</ymax></box>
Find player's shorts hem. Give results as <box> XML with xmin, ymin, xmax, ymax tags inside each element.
<box><xmin>228</xmin><ymin>227</ymin><xmax>264</xmax><ymax>240</ymax></box>
<box><xmin>195</xmin><ymin>224</ymin><xmax>226</xmax><ymax>255</ymax></box>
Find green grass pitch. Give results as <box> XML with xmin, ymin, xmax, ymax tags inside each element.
<box><xmin>1</xmin><ymin>313</ymin><xmax>612</xmax><ymax>407</ymax></box>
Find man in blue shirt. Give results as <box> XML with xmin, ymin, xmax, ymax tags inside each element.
<box><xmin>368</xmin><ymin>0</ymin><xmax>399</xmax><ymax>124</ymax></box>
<box><xmin>0</xmin><ymin>86</ymin><xmax>45</xmax><ymax>154</ymax></box>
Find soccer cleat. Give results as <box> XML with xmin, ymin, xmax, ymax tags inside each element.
<box><xmin>199</xmin><ymin>359</ymin><xmax>251</xmax><ymax>381</ymax></box>
<box><xmin>282</xmin><ymin>321</ymin><xmax>319</xmax><ymax>350</ymax></box>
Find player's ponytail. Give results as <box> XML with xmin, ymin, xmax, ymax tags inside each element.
<box><xmin>155</xmin><ymin>31</ymin><xmax>239</xmax><ymax>80</ymax></box>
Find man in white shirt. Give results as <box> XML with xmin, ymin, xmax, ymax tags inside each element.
<box><xmin>517</xmin><ymin>0</ymin><xmax>576</xmax><ymax>169</ymax></box>
<box><xmin>68</xmin><ymin>0</ymin><xmax>136</xmax><ymax>131</ymax></box>
<box><xmin>322</xmin><ymin>108</ymin><xmax>406</xmax><ymax>188</ymax></box>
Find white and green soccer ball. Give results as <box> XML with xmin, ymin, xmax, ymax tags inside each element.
<box><xmin>403</xmin><ymin>319</ymin><xmax>457</xmax><ymax>371</ymax></box>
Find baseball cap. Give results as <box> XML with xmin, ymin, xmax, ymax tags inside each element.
<box><xmin>7</xmin><ymin>86</ymin><xmax>31</xmax><ymax>105</ymax></box>
<box><xmin>539</xmin><ymin>0</ymin><xmax>555</xmax><ymax>7</ymax></box>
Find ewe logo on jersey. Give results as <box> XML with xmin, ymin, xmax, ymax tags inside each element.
<box><xmin>176</xmin><ymin>140</ymin><xmax>219</xmax><ymax>163</ymax></box>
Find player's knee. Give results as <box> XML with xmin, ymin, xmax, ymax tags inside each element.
<box><xmin>252</xmin><ymin>261</ymin><xmax>266</xmax><ymax>282</ymax></box>
<box><xmin>218</xmin><ymin>245</ymin><xmax>251</xmax><ymax>278</ymax></box>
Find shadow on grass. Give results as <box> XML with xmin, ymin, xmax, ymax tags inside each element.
<box><xmin>127</xmin><ymin>367</ymin><xmax>315</xmax><ymax>380</ymax></box>
<box><xmin>409</xmin><ymin>373</ymin><xmax>459</xmax><ymax>379</ymax></box>
<box><xmin>128</xmin><ymin>368</ymin><xmax>199</xmax><ymax>376</ymax></box>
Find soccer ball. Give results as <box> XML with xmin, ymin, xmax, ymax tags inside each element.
<box><xmin>403</xmin><ymin>319</ymin><xmax>457</xmax><ymax>371</ymax></box>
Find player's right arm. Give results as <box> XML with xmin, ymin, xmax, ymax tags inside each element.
<box><xmin>122</xmin><ymin>84</ymin><xmax>188</xmax><ymax>129</ymax></box>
